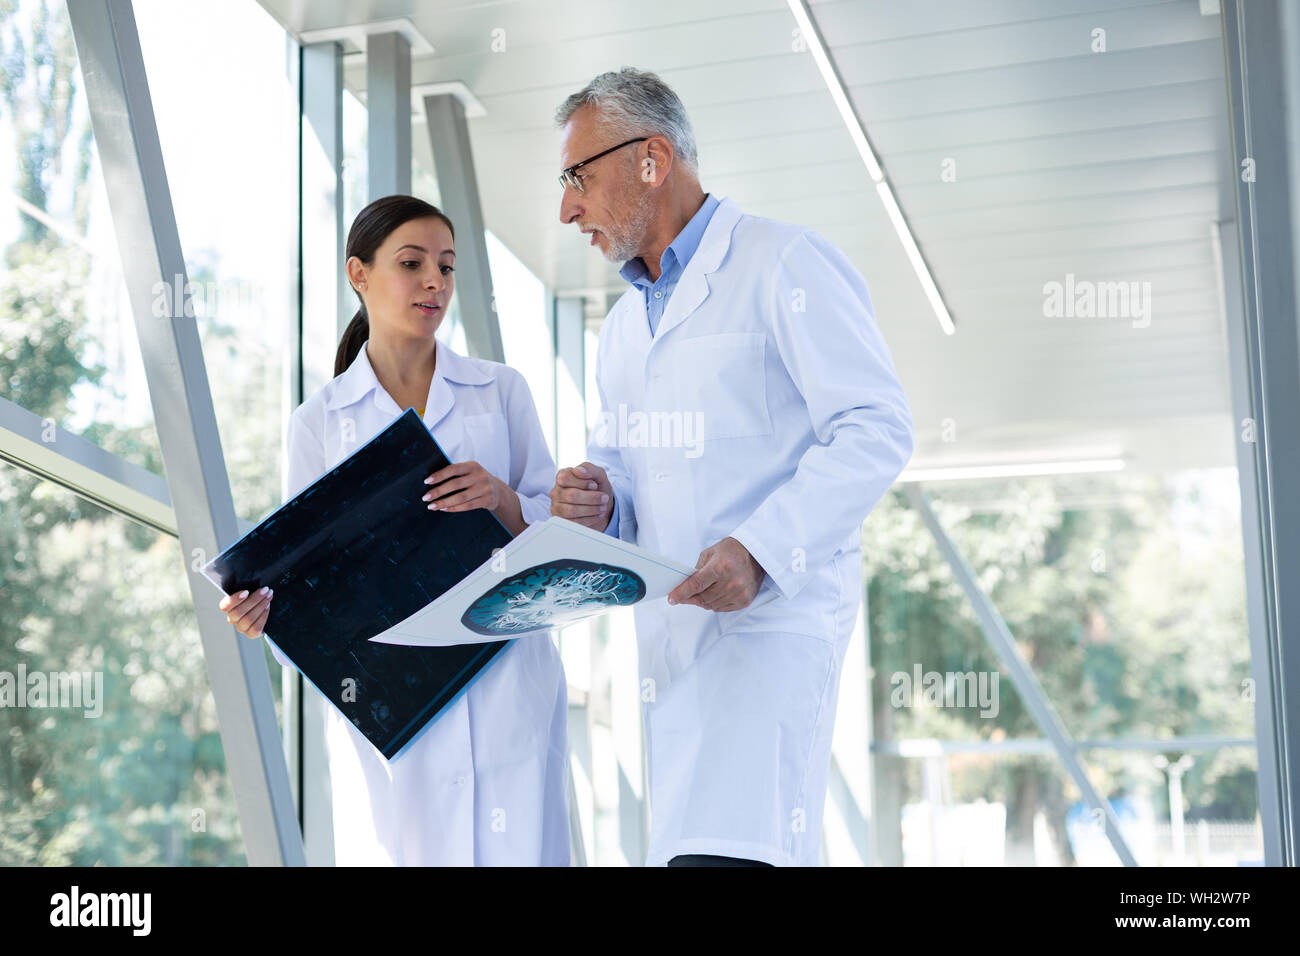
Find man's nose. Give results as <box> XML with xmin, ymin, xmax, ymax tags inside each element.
<box><xmin>559</xmin><ymin>186</ymin><xmax>582</xmax><ymax>224</ymax></box>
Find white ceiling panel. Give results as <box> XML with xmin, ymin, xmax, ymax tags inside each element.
<box><xmin>259</xmin><ymin>0</ymin><xmax>1238</xmax><ymax>472</ymax></box>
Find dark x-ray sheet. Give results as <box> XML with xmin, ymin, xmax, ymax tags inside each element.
<box><xmin>201</xmin><ymin>407</ymin><xmax>512</xmax><ymax>760</ymax></box>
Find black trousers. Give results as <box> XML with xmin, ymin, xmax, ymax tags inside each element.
<box><xmin>667</xmin><ymin>854</ymin><xmax>773</xmax><ymax>867</ymax></box>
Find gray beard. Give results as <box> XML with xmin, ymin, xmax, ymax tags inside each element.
<box><xmin>600</xmin><ymin>186</ymin><xmax>655</xmax><ymax>263</ymax></box>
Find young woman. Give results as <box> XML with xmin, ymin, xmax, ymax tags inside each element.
<box><xmin>218</xmin><ymin>195</ymin><xmax>570</xmax><ymax>866</ymax></box>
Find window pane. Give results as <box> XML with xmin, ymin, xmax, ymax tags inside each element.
<box><xmin>0</xmin><ymin>0</ymin><xmax>163</xmax><ymax>473</ymax></box>
<box><xmin>864</xmin><ymin>470</ymin><xmax>1261</xmax><ymax>865</ymax></box>
<box><xmin>134</xmin><ymin>0</ymin><xmax>298</xmax><ymax>525</ymax></box>
<box><xmin>0</xmin><ymin>461</ymin><xmax>246</xmax><ymax>865</ymax></box>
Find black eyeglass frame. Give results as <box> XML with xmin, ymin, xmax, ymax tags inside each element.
<box><xmin>557</xmin><ymin>137</ymin><xmax>649</xmax><ymax>192</ymax></box>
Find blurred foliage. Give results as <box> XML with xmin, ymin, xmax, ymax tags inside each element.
<box><xmin>865</xmin><ymin>472</ymin><xmax>1255</xmax><ymax>864</ymax></box>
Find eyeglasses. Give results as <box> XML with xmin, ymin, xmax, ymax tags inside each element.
<box><xmin>557</xmin><ymin>137</ymin><xmax>648</xmax><ymax>193</ymax></box>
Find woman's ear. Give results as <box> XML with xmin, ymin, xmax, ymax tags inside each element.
<box><xmin>345</xmin><ymin>255</ymin><xmax>367</xmax><ymax>292</ymax></box>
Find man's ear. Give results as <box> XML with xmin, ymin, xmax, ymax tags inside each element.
<box><xmin>642</xmin><ymin>135</ymin><xmax>674</xmax><ymax>186</ymax></box>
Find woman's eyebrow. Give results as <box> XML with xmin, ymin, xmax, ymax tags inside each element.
<box><xmin>395</xmin><ymin>244</ymin><xmax>427</xmax><ymax>254</ymax></box>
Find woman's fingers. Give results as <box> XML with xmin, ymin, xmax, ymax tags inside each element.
<box><xmin>221</xmin><ymin>586</ymin><xmax>268</xmax><ymax>612</ymax></box>
<box><xmin>423</xmin><ymin>461</ymin><xmax>473</xmax><ymax>486</ymax></box>
<box><xmin>246</xmin><ymin>600</ymin><xmax>271</xmax><ymax>639</ymax></box>
<box><xmin>218</xmin><ymin>589</ymin><xmax>252</xmax><ymax>613</ymax></box>
<box><xmin>235</xmin><ymin>595</ymin><xmax>272</xmax><ymax>637</ymax></box>
<box><xmin>434</xmin><ymin>486</ymin><xmax>492</xmax><ymax>511</ymax></box>
<box><xmin>230</xmin><ymin>596</ymin><xmax>266</xmax><ymax>635</ymax></box>
<box><xmin>220</xmin><ymin>587</ymin><xmax>272</xmax><ymax>636</ymax></box>
<box><xmin>423</xmin><ymin>475</ymin><xmax>474</xmax><ymax>502</ymax></box>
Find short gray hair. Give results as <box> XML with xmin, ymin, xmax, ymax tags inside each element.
<box><xmin>555</xmin><ymin>68</ymin><xmax>699</xmax><ymax>178</ymax></box>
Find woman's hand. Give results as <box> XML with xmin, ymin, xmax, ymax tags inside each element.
<box><xmin>219</xmin><ymin>586</ymin><xmax>273</xmax><ymax>639</ymax></box>
<box><xmin>423</xmin><ymin>461</ymin><xmax>527</xmax><ymax>535</ymax></box>
<box><xmin>422</xmin><ymin>461</ymin><xmax>503</xmax><ymax>513</ymax></box>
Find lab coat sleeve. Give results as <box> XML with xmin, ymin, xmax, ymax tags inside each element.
<box><xmin>264</xmin><ymin>404</ymin><xmax>326</xmax><ymax>669</ymax></box>
<box><xmin>585</xmin><ymin>335</ymin><xmax>637</xmax><ymax>542</ymax></box>
<box><xmin>729</xmin><ymin>230</ymin><xmax>914</xmax><ymax>602</ymax></box>
<box><xmin>503</xmin><ymin>368</ymin><xmax>559</xmax><ymax>527</ymax></box>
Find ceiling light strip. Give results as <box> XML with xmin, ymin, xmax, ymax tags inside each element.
<box><xmin>787</xmin><ymin>0</ymin><xmax>956</xmax><ymax>335</ymax></box>
<box><xmin>898</xmin><ymin>458</ymin><xmax>1127</xmax><ymax>483</ymax></box>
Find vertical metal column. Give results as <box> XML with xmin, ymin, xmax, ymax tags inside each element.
<box><xmin>1216</xmin><ymin>218</ymin><xmax>1284</xmax><ymax>867</ymax></box>
<box><xmin>366</xmin><ymin>31</ymin><xmax>411</xmax><ymax>199</ymax></box>
<box><xmin>554</xmin><ymin>297</ymin><xmax>587</xmax><ymax>477</ymax></box>
<box><xmin>421</xmin><ymin>92</ymin><xmax>504</xmax><ymax>362</ymax></box>
<box><xmin>1220</xmin><ymin>0</ymin><xmax>1300</xmax><ymax>866</ymax></box>
<box><xmin>297</xmin><ymin>38</ymin><xmax>347</xmax><ymax>867</ymax></box>
<box><xmin>302</xmin><ymin>40</ymin><xmax>349</xmax><ymax>359</ymax></box>
<box><xmin>67</xmin><ymin>0</ymin><xmax>303</xmax><ymax>866</ymax></box>
<box><xmin>905</xmin><ymin>485</ymin><xmax>1138</xmax><ymax>866</ymax></box>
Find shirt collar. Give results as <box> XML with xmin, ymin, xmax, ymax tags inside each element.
<box><xmin>325</xmin><ymin>336</ymin><xmax>491</xmax><ymax>411</ymax></box>
<box><xmin>619</xmin><ymin>192</ymin><xmax>720</xmax><ymax>288</ymax></box>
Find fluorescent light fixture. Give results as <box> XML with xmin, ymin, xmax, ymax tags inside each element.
<box><xmin>787</xmin><ymin>0</ymin><xmax>956</xmax><ymax>335</ymax></box>
<box><xmin>898</xmin><ymin>458</ymin><xmax>1126</xmax><ymax>483</ymax></box>
<box><xmin>876</xmin><ymin>181</ymin><xmax>955</xmax><ymax>335</ymax></box>
<box><xmin>785</xmin><ymin>0</ymin><xmax>882</xmax><ymax>182</ymax></box>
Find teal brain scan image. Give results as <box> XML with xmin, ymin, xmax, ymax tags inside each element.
<box><xmin>461</xmin><ymin>560</ymin><xmax>647</xmax><ymax>635</ymax></box>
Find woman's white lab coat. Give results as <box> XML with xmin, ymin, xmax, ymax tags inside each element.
<box><xmin>275</xmin><ymin>338</ymin><xmax>569</xmax><ymax>866</ymax></box>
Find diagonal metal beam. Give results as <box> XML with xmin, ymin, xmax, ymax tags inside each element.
<box><xmin>67</xmin><ymin>0</ymin><xmax>302</xmax><ymax>866</ymax></box>
<box><xmin>0</xmin><ymin>395</ymin><xmax>176</xmax><ymax>535</ymax></box>
<box><xmin>905</xmin><ymin>485</ymin><xmax>1138</xmax><ymax>866</ymax></box>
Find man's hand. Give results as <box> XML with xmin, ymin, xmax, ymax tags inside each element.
<box><xmin>550</xmin><ymin>461</ymin><xmax>613</xmax><ymax>531</ymax></box>
<box><xmin>668</xmin><ymin>537</ymin><xmax>766</xmax><ymax>613</ymax></box>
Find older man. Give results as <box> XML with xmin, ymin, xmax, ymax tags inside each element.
<box><xmin>549</xmin><ymin>68</ymin><xmax>913</xmax><ymax>867</ymax></box>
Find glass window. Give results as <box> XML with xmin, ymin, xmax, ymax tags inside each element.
<box><xmin>134</xmin><ymin>0</ymin><xmax>298</xmax><ymax>526</ymax></box>
<box><xmin>0</xmin><ymin>461</ymin><xmax>246</xmax><ymax>865</ymax></box>
<box><xmin>863</xmin><ymin>470</ymin><xmax>1262</xmax><ymax>866</ymax></box>
<box><xmin>0</xmin><ymin>0</ymin><xmax>162</xmax><ymax>474</ymax></box>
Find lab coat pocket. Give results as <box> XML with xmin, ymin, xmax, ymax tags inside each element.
<box><xmin>672</xmin><ymin>332</ymin><xmax>772</xmax><ymax>441</ymax></box>
<box><xmin>460</xmin><ymin>411</ymin><xmax>511</xmax><ymax>483</ymax></box>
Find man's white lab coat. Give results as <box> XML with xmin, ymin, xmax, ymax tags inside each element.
<box><xmin>588</xmin><ymin>196</ymin><xmax>913</xmax><ymax>865</ymax></box>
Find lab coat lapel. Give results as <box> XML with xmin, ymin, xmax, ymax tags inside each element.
<box><xmin>421</xmin><ymin>349</ymin><xmax>455</xmax><ymax>432</ymax></box>
<box><xmin>649</xmin><ymin>196</ymin><xmax>743</xmax><ymax>346</ymax></box>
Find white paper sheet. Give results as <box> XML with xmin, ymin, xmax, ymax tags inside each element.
<box><xmin>367</xmin><ymin>516</ymin><xmax>694</xmax><ymax>647</ymax></box>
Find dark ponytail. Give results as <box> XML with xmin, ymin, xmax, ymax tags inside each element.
<box><xmin>334</xmin><ymin>194</ymin><xmax>457</xmax><ymax>377</ymax></box>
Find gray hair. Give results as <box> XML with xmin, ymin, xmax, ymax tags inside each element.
<box><xmin>555</xmin><ymin>68</ymin><xmax>699</xmax><ymax>178</ymax></box>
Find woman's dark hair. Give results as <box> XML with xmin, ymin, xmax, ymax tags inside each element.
<box><xmin>334</xmin><ymin>194</ymin><xmax>456</xmax><ymax>376</ymax></box>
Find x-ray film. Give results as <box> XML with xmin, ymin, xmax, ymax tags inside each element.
<box><xmin>200</xmin><ymin>408</ymin><xmax>513</xmax><ymax>761</ymax></box>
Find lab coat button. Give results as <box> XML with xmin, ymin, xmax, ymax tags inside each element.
<box><xmin>455</xmin><ymin>775</ymin><xmax>467</xmax><ymax>787</ymax></box>
<box><xmin>655</xmin><ymin>471</ymin><xmax>668</xmax><ymax>482</ymax></box>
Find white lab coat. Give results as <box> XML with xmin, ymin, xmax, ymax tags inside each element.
<box><xmin>588</xmin><ymin>196</ymin><xmax>914</xmax><ymax>866</ymax></box>
<box><xmin>276</xmin><ymin>338</ymin><xmax>569</xmax><ymax>866</ymax></box>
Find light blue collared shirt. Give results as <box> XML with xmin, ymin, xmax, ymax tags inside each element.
<box><xmin>603</xmin><ymin>193</ymin><xmax>719</xmax><ymax>536</ymax></box>
<box><xmin>618</xmin><ymin>193</ymin><xmax>719</xmax><ymax>337</ymax></box>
